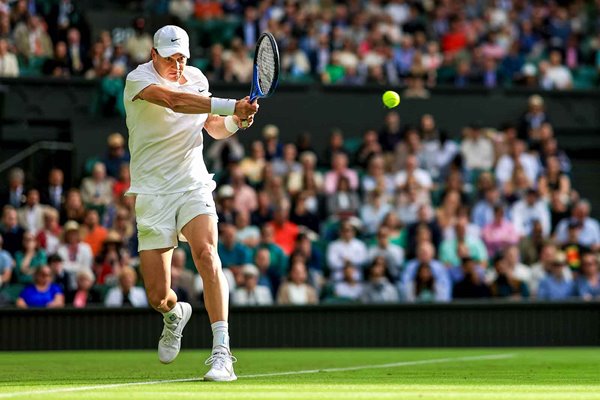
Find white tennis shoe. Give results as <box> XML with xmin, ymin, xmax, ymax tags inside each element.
<box><xmin>203</xmin><ymin>350</ymin><xmax>237</xmax><ymax>382</ymax></box>
<box><xmin>158</xmin><ymin>302</ymin><xmax>192</xmax><ymax>364</ymax></box>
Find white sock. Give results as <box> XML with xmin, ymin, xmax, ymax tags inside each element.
<box><xmin>211</xmin><ymin>321</ymin><xmax>230</xmax><ymax>352</ymax></box>
<box><xmin>162</xmin><ymin>303</ymin><xmax>182</xmax><ymax>323</ymax></box>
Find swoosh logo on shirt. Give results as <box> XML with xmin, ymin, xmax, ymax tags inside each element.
<box><xmin>198</xmin><ymin>88</ymin><xmax>206</xmax><ymax>93</ymax></box>
<box><xmin>171</xmin><ymin>38</ymin><xmax>180</xmax><ymax>42</ymax></box>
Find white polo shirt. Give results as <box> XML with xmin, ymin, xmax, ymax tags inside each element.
<box><xmin>124</xmin><ymin>61</ymin><xmax>213</xmax><ymax>194</ymax></box>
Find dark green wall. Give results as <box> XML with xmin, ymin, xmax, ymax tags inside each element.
<box><xmin>0</xmin><ymin>302</ymin><xmax>598</xmax><ymax>350</ymax></box>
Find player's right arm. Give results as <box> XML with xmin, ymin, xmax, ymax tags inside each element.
<box><xmin>136</xmin><ymin>84</ymin><xmax>257</xmax><ymax>119</ymax></box>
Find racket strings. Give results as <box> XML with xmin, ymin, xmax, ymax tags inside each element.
<box><xmin>257</xmin><ymin>40</ymin><xmax>275</xmax><ymax>94</ymax></box>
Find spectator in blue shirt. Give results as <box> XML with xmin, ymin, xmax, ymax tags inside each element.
<box><xmin>575</xmin><ymin>252</ymin><xmax>600</xmax><ymax>301</ymax></box>
<box><xmin>217</xmin><ymin>223</ymin><xmax>251</xmax><ymax>272</ymax></box>
<box><xmin>0</xmin><ymin>235</ymin><xmax>14</xmax><ymax>287</ymax></box>
<box><xmin>555</xmin><ymin>200</ymin><xmax>600</xmax><ymax>250</ymax></box>
<box><xmin>537</xmin><ymin>254</ymin><xmax>575</xmax><ymax>300</ymax></box>
<box><xmin>16</xmin><ymin>265</ymin><xmax>64</xmax><ymax>308</ymax></box>
<box><xmin>471</xmin><ymin>187</ymin><xmax>501</xmax><ymax>229</ymax></box>
<box><xmin>401</xmin><ymin>242</ymin><xmax>451</xmax><ymax>302</ymax></box>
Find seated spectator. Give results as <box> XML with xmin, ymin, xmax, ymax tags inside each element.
<box><xmin>102</xmin><ymin>133</ymin><xmax>130</xmax><ymax>179</ymax></box>
<box><xmin>575</xmin><ymin>252</ymin><xmax>600</xmax><ymax>301</ymax></box>
<box><xmin>561</xmin><ymin>221</ymin><xmax>590</xmax><ymax>273</ymax></box>
<box><xmin>395</xmin><ymin>154</ymin><xmax>433</xmax><ymax>192</ymax></box>
<box><xmin>252</xmin><ymin>248</ymin><xmax>278</xmax><ymax>295</ymax></box>
<box><xmin>16</xmin><ymin>266</ymin><xmax>64</xmax><ymax>308</ymax></box>
<box><xmin>323</xmin><ymin>152</ymin><xmax>359</xmax><ymax>195</ymax></box>
<box><xmin>405</xmin><ymin>205</ymin><xmax>443</xmax><ymax>255</ymax></box>
<box><xmin>234</xmin><ymin>211</ymin><xmax>260</xmax><ymax>249</ymax></box>
<box><xmin>80</xmin><ymin>162</ymin><xmax>114</xmax><ymax>212</ymax></box>
<box><xmin>453</xmin><ymin>257</ymin><xmax>492</xmax><ymax>299</ymax></box>
<box><xmin>361</xmin><ymin>257</ymin><xmax>399</xmax><ymax>304</ymax></box>
<box><xmin>290</xmin><ymin>191</ymin><xmax>320</xmax><ymax>234</ymax></box>
<box><xmin>276</xmin><ymin>260</ymin><xmax>318</xmax><ymax>305</ymax></box>
<box><xmin>538</xmin><ymin>155</ymin><xmax>571</xmax><ymax>203</ymax></box>
<box><xmin>360</xmin><ymin>155</ymin><xmax>394</xmax><ymax>200</ymax></box>
<box><xmin>40</xmin><ymin>168</ymin><xmax>66</xmax><ymax>211</ymax></box>
<box><xmin>267</xmin><ymin>200</ymin><xmax>299</xmax><ymax>256</ymax></box>
<box><xmin>239</xmin><ymin>140</ymin><xmax>267</xmax><ymax>187</ymax></box>
<box><xmin>230</xmin><ymin>165</ymin><xmax>258</xmax><ymax>215</ymax></box>
<box><xmin>232</xmin><ymin>264</ymin><xmax>273</xmax><ymax>306</ymax></box>
<box><xmin>112</xmin><ymin>163</ymin><xmax>131</xmax><ymax>200</ymax></box>
<box><xmin>540</xmin><ymin>50</ymin><xmax>573</xmax><ymax>90</ymax></box>
<box><xmin>439</xmin><ymin>219</ymin><xmax>488</xmax><ymax>269</ymax></box>
<box><xmin>519</xmin><ymin>95</ymin><xmax>549</xmax><ymax>139</ymax></box>
<box><xmin>262</xmin><ymin>124</ymin><xmax>283</xmax><ymax>161</ymax></box>
<box><xmin>272</xmin><ymin>143</ymin><xmax>302</xmax><ymax>178</ymax></box>
<box><xmin>14</xmin><ymin>232</ymin><xmax>47</xmax><ymax>284</ymax></box>
<box><xmin>216</xmin><ymin>185</ymin><xmax>238</xmax><ymax>225</ymax></box>
<box><xmin>327</xmin><ymin>175</ymin><xmax>360</xmax><ymax>218</ymax></box>
<box><xmin>333</xmin><ymin>263</ymin><xmax>364</xmax><ymax>302</ymax></box>
<box><xmin>171</xmin><ymin>248</ymin><xmax>196</xmax><ymax>300</ymax></box>
<box><xmin>81</xmin><ymin>209</ymin><xmax>108</xmax><ymax>257</ymax></box>
<box><xmin>68</xmin><ymin>269</ymin><xmax>102</xmax><ymax>308</ymax></box>
<box><xmin>490</xmin><ymin>255</ymin><xmax>530</xmax><ymax>299</ymax></box>
<box><xmin>367</xmin><ymin>225</ymin><xmax>404</xmax><ymax>281</ymax></box>
<box><xmin>402</xmin><ymin>242</ymin><xmax>451</xmax><ymax>301</ymax></box>
<box><xmin>217</xmin><ymin>223</ymin><xmax>251</xmax><ymax>274</ymax></box>
<box><xmin>537</xmin><ymin>253</ymin><xmax>575</xmax><ymax>301</ymax></box>
<box><xmin>290</xmin><ymin>233</ymin><xmax>324</xmax><ymax>285</ymax></box>
<box><xmin>93</xmin><ymin>230</ymin><xmax>129</xmax><ymax>285</ymax></box>
<box><xmin>125</xmin><ymin>17</ymin><xmax>153</xmax><ymax>65</ymax></box>
<box><xmin>481</xmin><ymin>205</ymin><xmax>519</xmax><ymax>257</ymax></box>
<box><xmin>519</xmin><ymin>220</ymin><xmax>546</xmax><ymax>266</ymax></box>
<box><xmin>360</xmin><ymin>189</ymin><xmax>393</xmax><ymax>236</ymax></box>
<box><xmin>495</xmin><ymin>140</ymin><xmax>540</xmax><ymax>186</ymax></box>
<box><xmin>36</xmin><ymin>208</ymin><xmax>61</xmax><ymax>255</ymax></box>
<box><xmin>554</xmin><ymin>200</ymin><xmax>600</xmax><ymax>250</ymax></box>
<box><xmin>104</xmin><ymin>266</ymin><xmax>148</xmax><ymax>307</ymax></box>
<box><xmin>1</xmin><ymin>167</ymin><xmax>26</xmax><ymax>209</ymax></box>
<box><xmin>48</xmin><ymin>253</ymin><xmax>75</xmax><ymax>297</ymax></box>
<box><xmin>287</xmin><ymin>151</ymin><xmax>324</xmax><ymax>197</ymax></box>
<box><xmin>354</xmin><ymin>130</ymin><xmax>383</xmax><ymax>169</ymax></box>
<box><xmin>59</xmin><ymin>189</ymin><xmax>86</xmax><ymax>225</ymax></box>
<box><xmin>56</xmin><ymin>220</ymin><xmax>94</xmax><ymax>278</ymax></box>
<box><xmin>549</xmin><ymin>190</ymin><xmax>570</xmax><ymax>232</ymax></box>
<box><xmin>0</xmin><ymin>38</ymin><xmax>19</xmax><ymax>77</ymax></box>
<box><xmin>253</xmin><ymin>224</ymin><xmax>288</xmax><ymax>279</ymax></box>
<box><xmin>471</xmin><ymin>187</ymin><xmax>501</xmax><ymax>229</ymax></box>
<box><xmin>0</xmin><ymin>235</ymin><xmax>14</xmax><ymax>288</ymax></box>
<box><xmin>460</xmin><ymin>123</ymin><xmax>495</xmax><ymax>173</ymax></box>
<box><xmin>0</xmin><ymin>205</ymin><xmax>25</xmax><ymax>256</ymax></box>
<box><xmin>530</xmin><ymin>242</ymin><xmax>572</xmax><ymax>297</ymax></box>
<box><xmin>511</xmin><ymin>188</ymin><xmax>551</xmax><ymax>238</ymax></box>
<box><xmin>435</xmin><ymin>190</ymin><xmax>462</xmax><ymax>231</ymax></box>
<box><xmin>13</xmin><ymin>15</ymin><xmax>53</xmax><ymax>60</ymax></box>
<box><xmin>17</xmin><ymin>189</ymin><xmax>46</xmax><ymax>234</ymax></box>
<box><xmin>42</xmin><ymin>41</ymin><xmax>70</xmax><ymax>77</ymax></box>
<box><xmin>326</xmin><ymin>219</ymin><xmax>368</xmax><ymax>281</ymax></box>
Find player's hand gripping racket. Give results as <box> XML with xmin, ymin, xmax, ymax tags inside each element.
<box><xmin>241</xmin><ymin>32</ymin><xmax>280</xmax><ymax>129</ymax></box>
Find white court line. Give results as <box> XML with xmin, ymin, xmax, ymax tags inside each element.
<box><xmin>0</xmin><ymin>353</ymin><xmax>514</xmax><ymax>398</ymax></box>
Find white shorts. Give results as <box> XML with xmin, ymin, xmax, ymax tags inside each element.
<box><xmin>135</xmin><ymin>185</ymin><xmax>218</xmax><ymax>252</ymax></box>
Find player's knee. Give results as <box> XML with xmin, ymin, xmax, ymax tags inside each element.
<box><xmin>147</xmin><ymin>290</ymin><xmax>169</xmax><ymax>310</ymax></box>
<box><xmin>195</xmin><ymin>244</ymin><xmax>220</xmax><ymax>281</ymax></box>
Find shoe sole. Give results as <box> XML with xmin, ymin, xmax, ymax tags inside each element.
<box><xmin>159</xmin><ymin>302</ymin><xmax>193</xmax><ymax>364</ymax></box>
<box><xmin>203</xmin><ymin>373</ymin><xmax>237</xmax><ymax>382</ymax></box>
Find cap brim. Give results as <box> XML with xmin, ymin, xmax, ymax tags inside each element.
<box><xmin>156</xmin><ymin>46</ymin><xmax>190</xmax><ymax>59</ymax></box>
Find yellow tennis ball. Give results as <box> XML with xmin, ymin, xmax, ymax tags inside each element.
<box><xmin>382</xmin><ymin>90</ymin><xmax>400</xmax><ymax>108</ymax></box>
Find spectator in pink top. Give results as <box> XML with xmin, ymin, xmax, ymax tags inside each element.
<box><xmin>323</xmin><ymin>152</ymin><xmax>359</xmax><ymax>195</ymax></box>
<box><xmin>481</xmin><ymin>204</ymin><xmax>519</xmax><ymax>257</ymax></box>
<box><xmin>230</xmin><ymin>165</ymin><xmax>258</xmax><ymax>215</ymax></box>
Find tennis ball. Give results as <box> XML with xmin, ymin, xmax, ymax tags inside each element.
<box><xmin>382</xmin><ymin>90</ymin><xmax>400</xmax><ymax>108</ymax></box>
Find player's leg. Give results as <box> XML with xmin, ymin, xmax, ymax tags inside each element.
<box><xmin>139</xmin><ymin>248</ymin><xmax>192</xmax><ymax>364</ymax></box>
<box><xmin>136</xmin><ymin>192</ymin><xmax>192</xmax><ymax>364</ymax></box>
<box><xmin>181</xmin><ymin>214</ymin><xmax>236</xmax><ymax>382</ymax></box>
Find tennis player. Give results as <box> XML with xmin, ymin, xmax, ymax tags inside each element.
<box><xmin>123</xmin><ymin>25</ymin><xmax>257</xmax><ymax>382</ymax></box>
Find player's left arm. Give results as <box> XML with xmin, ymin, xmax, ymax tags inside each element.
<box><xmin>204</xmin><ymin>102</ymin><xmax>258</xmax><ymax>140</ymax></box>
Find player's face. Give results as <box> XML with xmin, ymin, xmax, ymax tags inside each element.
<box><xmin>152</xmin><ymin>49</ymin><xmax>187</xmax><ymax>82</ymax></box>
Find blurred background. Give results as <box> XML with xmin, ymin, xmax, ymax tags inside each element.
<box><xmin>0</xmin><ymin>0</ymin><xmax>599</xmax><ymax>349</ymax></box>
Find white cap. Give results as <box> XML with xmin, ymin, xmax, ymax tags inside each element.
<box><xmin>153</xmin><ymin>25</ymin><xmax>190</xmax><ymax>59</ymax></box>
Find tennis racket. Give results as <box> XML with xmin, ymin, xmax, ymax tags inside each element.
<box><xmin>241</xmin><ymin>32</ymin><xmax>280</xmax><ymax>128</ymax></box>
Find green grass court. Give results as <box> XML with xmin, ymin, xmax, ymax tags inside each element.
<box><xmin>0</xmin><ymin>349</ymin><xmax>599</xmax><ymax>399</ymax></box>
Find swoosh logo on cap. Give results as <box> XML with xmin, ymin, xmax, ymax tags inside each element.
<box><xmin>171</xmin><ymin>38</ymin><xmax>180</xmax><ymax>42</ymax></box>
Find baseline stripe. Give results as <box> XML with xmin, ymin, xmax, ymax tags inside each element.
<box><xmin>0</xmin><ymin>353</ymin><xmax>514</xmax><ymax>398</ymax></box>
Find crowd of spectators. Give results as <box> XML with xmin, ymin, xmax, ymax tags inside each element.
<box><xmin>1</xmin><ymin>93</ymin><xmax>599</xmax><ymax>308</ymax></box>
<box><xmin>0</xmin><ymin>0</ymin><xmax>599</xmax><ymax>92</ymax></box>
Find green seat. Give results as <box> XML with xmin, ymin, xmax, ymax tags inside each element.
<box><xmin>0</xmin><ymin>284</ymin><xmax>25</xmax><ymax>303</ymax></box>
